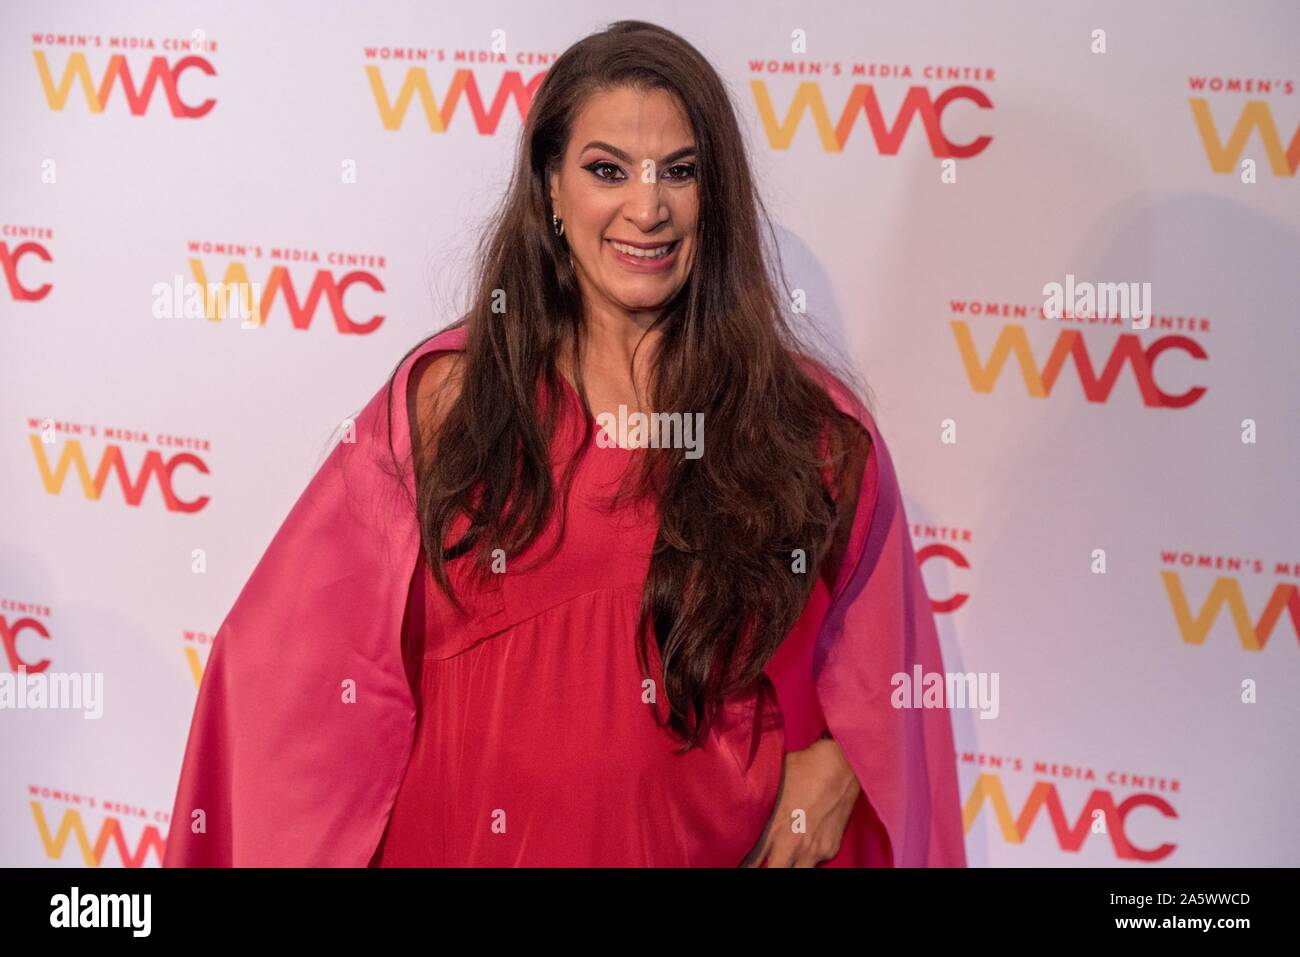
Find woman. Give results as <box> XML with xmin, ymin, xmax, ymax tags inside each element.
<box><xmin>164</xmin><ymin>20</ymin><xmax>965</xmax><ymax>868</ymax></box>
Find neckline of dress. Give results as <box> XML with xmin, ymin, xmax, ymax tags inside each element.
<box><xmin>555</xmin><ymin>370</ymin><xmax>640</xmax><ymax>454</ymax></box>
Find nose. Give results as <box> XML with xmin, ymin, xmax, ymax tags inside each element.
<box><xmin>621</xmin><ymin>175</ymin><xmax>669</xmax><ymax>233</ymax></box>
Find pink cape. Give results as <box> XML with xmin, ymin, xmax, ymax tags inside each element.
<box><xmin>163</xmin><ymin>325</ymin><xmax>967</xmax><ymax>867</ymax></box>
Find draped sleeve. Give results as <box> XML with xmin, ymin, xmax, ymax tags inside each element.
<box><xmin>162</xmin><ymin>325</ymin><xmax>469</xmax><ymax>866</ymax></box>
<box><xmin>805</xmin><ymin>361</ymin><xmax>968</xmax><ymax>868</ymax></box>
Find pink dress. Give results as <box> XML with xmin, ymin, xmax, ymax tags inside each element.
<box><xmin>372</xmin><ymin>374</ymin><xmax>879</xmax><ymax>866</ymax></box>
<box><xmin>163</xmin><ymin>325</ymin><xmax>965</xmax><ymax>868</ymax></box>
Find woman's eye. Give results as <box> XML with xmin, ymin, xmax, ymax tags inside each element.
<box><xmin>584</xmin><ymin>161</ymin><xmax>695</xmax><ymax>183</ymax></box>
<box><xmin>586</xmin><ymin>161</ymin><xmax>624</xmax><ymax>182</ymax></box>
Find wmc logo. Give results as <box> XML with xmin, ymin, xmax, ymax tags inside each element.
<box><xmin>30</xmin><ymin>801</ymin><xmax>166</xmax><ymax>867</ymax></box>
<box><xmin>32</xmin><ymin>51</ymin><xmax>216</xmax><ymax>117</ymax></box>
<box><xmin>1190</xmin><ymin>98</ymin><xmax>1299</xmax><ymax>177</ymax></box>
<box><xmin>916</xmin><ymin>543</ymin><xmax>971</xmax><ymax>613</ymax></box>
<box><xmin>2</xmin><ymin>615</ymin><xmax>52</xmax><ymax>672</ymax></box>
<box><xmin>29</xmin><ymin>433</ymin><xmax>209</xmax><ymax>512</ymax></box>
<box><xmin>963</xmin><ymin>772</ymin><xmax>1177</xmax><ymax>861</ymax></box>
<box><xmin>749</xmin><ymin>81</ymin><xmax>992</xmax><ymax>156</ymax></box>
<box><xmin>185</xmin><ymin>256</ymin><xmax>385</xmax><ymax>332</ymax></box>
<box><xmin>183</xmin><ymin>633</ymin><xmax>214</xmax><ymax>688</ymax></box>
<box><xmin>1162</xmin><ymin>572</ymin><xmax>1300</xmax><ymax>651</ymax></box>
<box><xmin>364</xmin><ymin>62</ymin><xmax>545</xmax><ymax>132</ymax></box>
<box><xmin>951</xmin><ymin>320</ymin><xmax>1207</xmax><ymax>407</ymax></box>
<box><xmin>0</xmin><ymin>241</ymin><xmax>52</xmax><ymax>301</ymax></box>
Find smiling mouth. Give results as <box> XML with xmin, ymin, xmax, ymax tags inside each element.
<box><xmin>607</xmin><ymin>239</ymin><xmax>679</xmax><ymax>260</ymax></box>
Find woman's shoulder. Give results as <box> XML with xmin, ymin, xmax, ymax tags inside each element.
<box><xmin>404</xmin><ymin>327</ymin><xmax>469</xmax><ymax>476</ymax></box>
<box><xmin>784</xmin><ymin>348</ymin><xmax>878</xmax><ymax>474</ymax></box>
<box><xmin>786</xmin><ymin>347</ymin><xmax>876</xmax><ymax>434</ymax></box>
<box><xmin>400</xmin><ymin>324</ymin><xmax>469</xmax><ymax>378</ymax></box>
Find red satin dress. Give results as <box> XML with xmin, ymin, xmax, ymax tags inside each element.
<box><xmin>372</xmin><ymin>376</ymin><xmax>877</xmax><ymax>867</ymax></box>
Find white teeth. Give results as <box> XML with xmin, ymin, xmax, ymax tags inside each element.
<box><xmin>610</xmin><ymin>240</ymin><xmax>674</xmax><ymax>259</ymax></box>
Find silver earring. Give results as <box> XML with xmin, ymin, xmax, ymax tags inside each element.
<box><xmin>552</xmin><ymin>214</ymin><xmax>565</xmax><ymax>237</ymax></box>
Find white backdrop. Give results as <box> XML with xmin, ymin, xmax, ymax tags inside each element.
<box><xmin>2</xmin><ymin>0</ymin><xmax>1298</xmax><ymax>867</ymax></box>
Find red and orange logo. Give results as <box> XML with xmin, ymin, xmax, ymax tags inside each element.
<box><xmin>32</xmin><ymin>32</ymin><xmax>218</xmax><ymax>118</ymax></box>
<box><xmin>950</xmin><ymin>300</ymin><xmax>1209</xmax><ymax>408</ymax></box>
<box><xmin>1</xmin><ymin>226</ymin><xmax>54</xmax><ymax>302</ymax></box>
<box><xmin>1188</xmin><ymin>76</ymin><xmax>1298</xmax><ymax>177</ymax></box>
<box><xmin>751</xmin><ymin>79</ymin><xmax>992</xmax><ymax>156</ymax></box>
<box><xmin>913</xmin><ymin>523</ymin><xmax>973</xmax><ymax>614</ymax></box>
<box><xmin>29</xmin><ymin>787</ymin><xmax>168</xmax><ymax>867</ymax></box>
<box><xmin>962</xmin><ymin>757</ymin><xmax>1179</xmax><ymax>862</ymax></box>
<box><xmin>1</xmin><ymin>603</ymin><xmax>52</xmax><ymax>673</ymax></box>
<box><xmin>28</xmin><ymin>420</ymin><xmax>210</xmax><ymax>512</ymax></box>
<box><xmin>184</xmin><ymin>241</ymin><xmax>386</xmax><ymax>332</ymax></box>
<box><xmin>1161</xmin><ymin>551</ymin><xmax>1300</xmax><ymax>651</ymax></box>
<box><xmin>363</xmin><ymin>46</ymin><xmax>546</xmax><ymax>132</ymax></box>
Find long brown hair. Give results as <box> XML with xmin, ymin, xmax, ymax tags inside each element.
<box><xmin>382</xmin><ymin>19</ymin><xmax>874</xmax><ymax>749</ymax></box>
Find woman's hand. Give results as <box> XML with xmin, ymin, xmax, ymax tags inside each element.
<box><xmin>743</xmin><ymin>735</ymin><xmax>861</xmax><ymax>867</ymax></box>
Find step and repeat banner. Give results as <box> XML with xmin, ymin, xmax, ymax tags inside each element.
<box><xmin>2</xmin><ymin>0</ymin><xmax>1297</xmax><ymax>867</ymax></box>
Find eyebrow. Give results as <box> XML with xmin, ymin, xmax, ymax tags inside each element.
<box><xmin>580</xmin><ymin>141</ymin><xmax>697</xmax><ymax>165</ymax></box>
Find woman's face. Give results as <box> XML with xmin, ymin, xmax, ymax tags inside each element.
<box><xmin>549</xmin><ymin>86</ymin><xmax>698</xmax><ymax>323</ymax></box>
